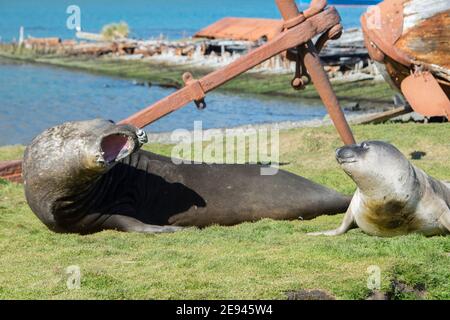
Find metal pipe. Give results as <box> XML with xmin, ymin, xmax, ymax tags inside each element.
<box><xmin>300</xmin><ymin>41</ymin><xmax>355</xmax><ymax>144</ymax></box>
<box><xmin>276</xmin><ymin>0</ymin><xmax>355</xmax><ymax>145</ymax></box>
<box><xmin>275</xmin><ymin>0</ymin><xmax>300</xmax><ymax>20</ymax></box>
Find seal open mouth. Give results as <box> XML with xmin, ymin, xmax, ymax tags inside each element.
<box><xmin>100</xmin><ymin>134</ymin><xmax>135</xmax><ymax>164</ymax></box>
<box><xmin>336</xmin><ymin>157</ymin><xmax>357</xmax><ymax>164</ymax></box>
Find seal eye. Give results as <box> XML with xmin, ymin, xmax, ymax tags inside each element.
<box><xmin>361</xmin><ymin>142</ymin><xmax>370</xmax><ymax>149</ymax></box>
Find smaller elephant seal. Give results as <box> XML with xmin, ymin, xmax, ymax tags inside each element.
<box><xmin>23</xmin><ymin>119</ymin><xmax>351</xmax><ymax>234</ymax></box>
<box><xmin>310</xmin><ymin>141</ymin><xmax>450</xmax><ymax>237</ymax></box>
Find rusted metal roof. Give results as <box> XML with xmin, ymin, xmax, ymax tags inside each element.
<box><xmin>194</xmin><ymin>17</ymin><xmax>283</xmax><ymax>42</ymax></box>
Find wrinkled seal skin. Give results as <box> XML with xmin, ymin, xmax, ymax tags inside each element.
<box><xmin>23</xmin><ymin>119</ymin><xmax>351</xmax><ymax>234</ymax></box>
<box><xmin>310</xmin><ymin>141</ymin><xmax>450</xmax><ymax>237</ymax></box>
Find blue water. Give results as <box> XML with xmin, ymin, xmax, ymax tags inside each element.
<box><xmin>0</xmin><ymin>0</ymin><xmax>375</xmax><ymax>42</ymax></box>
<box><xmin>0</xmin><ymin>57</ymin><xmax>329</xmax><ymax>146</ymax></box>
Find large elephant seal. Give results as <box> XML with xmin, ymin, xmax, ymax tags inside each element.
<box><xmin>310</xmin><ymin>141</ymin><xmax>450</xmax><ymax>237</ymax></box>
<box><xmin>23</xmin><ymin>119</ymin><xmax>351</xmax><ymax>234</ymax></box>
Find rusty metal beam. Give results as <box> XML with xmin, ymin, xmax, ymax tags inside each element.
<box><xmin>300</xmin><ymin>41</ymin><xmax>355</xmax><ymax>145</ymax></box>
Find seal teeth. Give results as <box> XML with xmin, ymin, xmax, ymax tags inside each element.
<box><xmin>96</xmin><ymin>154</ymin><xmax>105</xmax><ymax>164</ymax></box>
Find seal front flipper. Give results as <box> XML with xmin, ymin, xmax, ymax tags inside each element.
<box><xmin>308</xmin><ymin>198</ymin><xmax>357</xmax><ymax>236</ymax></box>
<box><xmin>102</xmin><ymin>215</ymin><xmax>185</xmax><ymax>234</ymax></box>
<box><xmin>438</xmin><ymin>206</ymin><xmax>450</xmax><ymax>234</ymax></box>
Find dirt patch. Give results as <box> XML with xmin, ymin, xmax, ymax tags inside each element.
<box><xmin>387</xmin><ymin>279</ymin><xmax>427</xmax><ymax>300</ymax></box>
<box><xmin>367</xmin><ymin>290</ymin><xmax>388</xmax><ymax>300</ymax></box>
<box><xmin>367</xmin><ymin>279</ymin><xmax>427</xmax><ymax>300</ymax></box>
<box><xmin>286</xmin><ymin>289</ymin><xmax>336</xmax><ymax>300</ymax></box>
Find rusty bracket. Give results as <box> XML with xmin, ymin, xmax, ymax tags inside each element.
<box><xmin>303</xmin><ymin>0</ymin><xmax>328</xmax><ymax>18</ymax></box>
<box><xmin>283</xmin><ymin>14</ymin><xmax>306</xmax><ymax>29</ymax></box>
<box><xmin>286</xmin><ymin>23</ymin><xmax>343</xmax><ymax>91</ymax></box>
<box><xmin>120</xmin><ymin>0</ymin><xmax>355</xmax><ymax>145</ymax></box>
<box><xmin>289</xmin><ymin>46</ymin><xmax>311</xmax><ymax>90</ymax></box>
<box><xmin>275</xmin><ymin>0</ymin><xmax>355</xmax><ymax>145</ymax></box>
<box><xmin>315</xmin><ymin>23</ymin><xmax>343</xmax><ymax>53</ymax></box>
<box><xmin>182</xmin><ymin>72</ymin><xmax>206</xmax><ymax>110</ymax></box>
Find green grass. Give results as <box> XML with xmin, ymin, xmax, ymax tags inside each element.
<box><xmin>0</xmin><ymin>123</ymin><xmax>449</xmax><ymax>299</ymax></box>
<box><xmin>0</xmin><ymin>46</ymin><xmax>395</xmax><ymax>108</ymax></box>
<box><xmin>0</xmin><ymin>145</ymin><xmax>24</xmax><ymax>161</ymax></box>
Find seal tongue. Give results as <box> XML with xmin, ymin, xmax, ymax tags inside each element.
<box><xmin>101</xmin><ymin>134</ymin><xmax>133</xmax><ymax>163</ymax></box>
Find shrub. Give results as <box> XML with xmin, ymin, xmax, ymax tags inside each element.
<box><xmin>101</xmin><ymin>22</ymin><xmax>130</xmax><ymax>40</ymax></box>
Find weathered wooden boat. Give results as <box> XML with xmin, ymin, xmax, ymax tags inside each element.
<box><xmin>361</xmin><ymin>0</ymin><xmax>450</xmax><ymax>117</ymax></box>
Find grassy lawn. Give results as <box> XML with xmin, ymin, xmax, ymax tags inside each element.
<box><xmin>0</xmin><ymin>123</ymin><xmax>449</xmax><ymax>299</ymax></box>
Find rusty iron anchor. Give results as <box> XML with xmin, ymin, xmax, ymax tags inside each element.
<box><xmin>119</xmin><ymin>0</ymin><xmax>356</xmax><ymax>145</ymax></box>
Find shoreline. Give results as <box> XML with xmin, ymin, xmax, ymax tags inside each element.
<box><xmin>145</xmin><ymin>111</ymin><xmax>384</xmax><ymax>144</ymax></box>
<box><xmin>0</xmin><ymin>108</ymin><xmax>419</xmax><ymax>148</ymax></box>
<box><xmin>0</xmin><ymin>47</ymin><xmax>396</xmax><ymax>111</ymax></box>
<box><xmin>0</xmin><ymin>111</ymin><xmax>437</xmax><ymax>151</ymax></box>
<box><xmin>0</xmin><ymin>111</ymin><xmax>384</xmax><ymax>148</ymax></box>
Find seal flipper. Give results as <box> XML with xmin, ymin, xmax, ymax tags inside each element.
<box><xmin>308</xmin><ymin>197</ymin><xmax>357</xmax><ymax>236</ymax></box>
<box><xmin>102</xmin><ymin>215</ymin><xmax>185</xmax><ymax>233</ymax></box>
<box><xmin>439</xmin><ymin>206</ymin><xmax>450</xmax><ymax>234</ymax></box>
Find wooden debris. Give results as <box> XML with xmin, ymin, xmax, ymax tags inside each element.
<box><xmin>351</xmin><ymin>105</ymin><xmax>413</xmax><ymax>124</ymax></box>
<box><xmin>0</xmin><ymin>160</ymin><xmax>23</xmax><ymax>184</ymax></box>
<box><xmin>17</xmin><ymin>25</ymin><xmax>373</xmax><ymax>78</ymax></box>
<box><xmin>25</xmin><ymin>37</ymin><xmax>61</xmax><ymax>46</ymax></box>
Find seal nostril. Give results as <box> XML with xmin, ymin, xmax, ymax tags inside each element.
<box><xmin>337</xmin><ymin>147</ymin><xmax>355</xmax><ymax>159</ymax></box>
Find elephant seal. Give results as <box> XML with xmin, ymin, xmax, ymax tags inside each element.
<box><xmin>23</xmin><ymin>119</ymin><xmax>351</xmax><ymax>234</ymax></box>
<box><xmin>309</xmin><ymin>141</ymin><xmax>450</xmax><ymax>237</ymax></box>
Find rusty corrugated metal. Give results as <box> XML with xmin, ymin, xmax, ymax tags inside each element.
<box><xmin>194</xmin><ymin>17</ymin><xmax>284</xmax><ymax>41</ymax></box>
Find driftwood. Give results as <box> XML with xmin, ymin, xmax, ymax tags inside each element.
<box><xmin>61</xmin><ymin>41</ymin><xmax>137</xmax><ymax>56</ymax></box>
<box><xmin>68</xmin><ymin>42</ymin><xmax>117</xmax><ymax>56</ymax></box>
<box><xmin>319</xmin><ymin>28</ymin><xmax>368</xmax><ymax>65</ymax></box>
<box><xmin>75</xmin><ymin>31</ymin><xmax>104</xmax><ymax>42</ymax></box>
<box><xmin>351</xmin><ymin>106</ymin><xmax>412</xmax><ymax>125</ymax></box>
<box><xmin>25</xmin><ymin>37</ymin><xmax>61</xmax><ymax>46</ymax></box>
